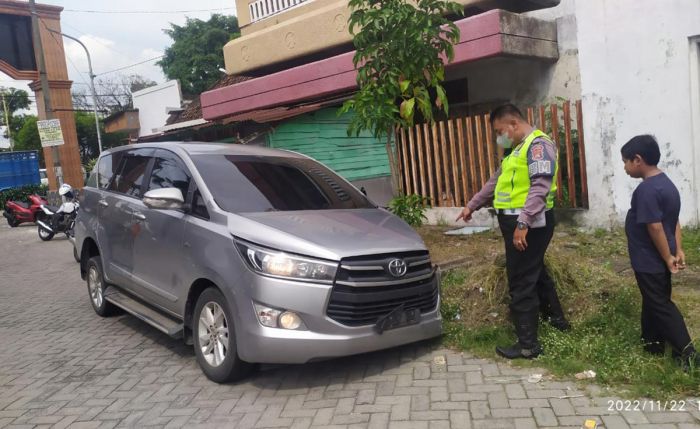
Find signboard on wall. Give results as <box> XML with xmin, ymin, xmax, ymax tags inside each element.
<box><xmin>37</xmin><ymin>119</ymin><xmax>64</xmax><ymax>147</ymax></box>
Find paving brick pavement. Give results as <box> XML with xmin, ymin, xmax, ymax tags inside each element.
<box><xmin>1</xmin><ymin>224</ymin><xmax>699</xmax><ymax>429</ymax></box>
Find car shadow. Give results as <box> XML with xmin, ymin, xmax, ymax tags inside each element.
<box><xmin>116</xmin><ymin>314</ymin><xmax>445</xmax><ymax>386</ymax></box>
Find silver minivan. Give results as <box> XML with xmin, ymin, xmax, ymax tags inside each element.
<box><xmin>75</xmin><ymin>142</ymin><xmax>442</xmax><ymax>382</ymax></box>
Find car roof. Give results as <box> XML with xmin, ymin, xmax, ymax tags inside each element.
<box><xmin>103</xmin><ymin>142</ymin><xmax>306</xmax><ymax>159</ymax></box>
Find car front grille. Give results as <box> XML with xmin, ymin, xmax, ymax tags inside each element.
<box><xmin>327</xmin><ymin>251</ymin><xmax>439</xmax><ymax>326</ymax></box>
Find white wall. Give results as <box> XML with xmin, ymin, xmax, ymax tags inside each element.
<box><xmin>575</xmin><ymin>0</ymin><xmax>700</xmax><ymax>226</ymax></box>
<box><xmin>132</xmin><ymin>80</ymin><xmax>182</xmax><ymax>138</ymax></box>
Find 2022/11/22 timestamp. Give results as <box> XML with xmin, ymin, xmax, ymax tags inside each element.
<box><xmin>607</xmin><ymin>400</ymin><xmax>698</xmax><ymax>412</ymax></box>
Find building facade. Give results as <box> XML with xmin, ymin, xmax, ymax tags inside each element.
<box><xmin>201</xmin><ymin>0</ymin><xmax>700</xmax><ymax>226</ymax></box>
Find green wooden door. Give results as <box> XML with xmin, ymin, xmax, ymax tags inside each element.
<box><xmin>267</xmin><ymin>108</ymin><xmax>390</xmax><ymax>181</ymax></box>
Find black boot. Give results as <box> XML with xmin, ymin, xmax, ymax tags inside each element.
<box><xmin>675</xmin><ymin>345</ymin><xmax>700</xmax><ymax>372</ymax></box>
<box><xmin>547</xmin><ymin>314</ymin><xmax>571</xmax><ymax>332</ymax></box>
<box><xmin>642</xmin><ymin>340</ymin><xmax>665</xmax><ymax>356</ymax></box>
<box><xmin>538</xmin><ymin>278</ymin><xmax>571</xmax><ymax>332</ymax></box>
<box><xmin>496</xmin><ymin>311</ymin><xmax>542</xmax><ymax>359</ymax></box>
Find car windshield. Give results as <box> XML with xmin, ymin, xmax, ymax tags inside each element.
<box><xmin>191</xmin><ymin>154</ymin><xmax>375</xmax><ymax>213</ymax></box>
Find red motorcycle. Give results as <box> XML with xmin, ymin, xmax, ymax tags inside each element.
<box><xmin>3</xmin><ymin>194</ymin><xmax>48</xmax><ymax>227</ymax></box>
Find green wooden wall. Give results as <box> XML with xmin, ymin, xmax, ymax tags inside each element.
<box><xmin>267</xmin><ymin>108</ymin><xmax>390</xmax><ymax>181</ymax></box>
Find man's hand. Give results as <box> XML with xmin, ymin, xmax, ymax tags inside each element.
<box><xmin>676</xmin><ymin>249</ymin><xmax>687</xmax><ymax>270</ymax></box>
<box><xmin>514</xmin><ymin>226</ymin><xmax>528</xmax><ymax>251</ymax></box>
<box><xmin>665</xmin><ymin>255</ymin><xmax>679</xmax><ymax>274</ymax></box>
<box><xmin>456</xmin><ymin>207</ymin><xmax>474</xmax><ymax>223</ymax></box>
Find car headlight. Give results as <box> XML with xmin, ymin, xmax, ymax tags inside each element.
<box><xmin>236</xmin><ymin>240</ymin><xmax>338</xmax><ymax>283</ymax></box>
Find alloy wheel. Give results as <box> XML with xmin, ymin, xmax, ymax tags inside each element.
<box><xmin>197</xmin><ymin>302</ymin><xmax>229</xmax><ymax>367</ymax></box>
<box><xmin>88</xmin><ymin>266</ymin><xmax>103</xmax><ymax>308</ymax></box>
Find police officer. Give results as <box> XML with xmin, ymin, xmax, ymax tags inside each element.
<box><xmin>456</xmin><ymin>103</ymin><xmax>569</xmax><ymax>359</ymax></box>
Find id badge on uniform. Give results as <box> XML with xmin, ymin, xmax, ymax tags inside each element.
<box><xmin>530</xmin><ymin>211</ymin><xmax>547</xmax><ymax>229</ymax></box>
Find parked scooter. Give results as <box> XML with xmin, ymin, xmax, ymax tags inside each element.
<box><xmin>37</xmin><ymin>184</ymin><xmax>80</xmax><ymax>251</ymax></box>
<box><xmin>3</xmin><ymin>193</ymin><xmax>48</xmax><ymax>227</ymax></box>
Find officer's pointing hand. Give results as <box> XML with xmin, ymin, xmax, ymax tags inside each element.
<box><xmin>456</xmin><ymin>207</ymin><xmax>473</xmax><ymax>223</ymax></box>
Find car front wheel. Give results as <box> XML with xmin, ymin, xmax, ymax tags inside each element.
<box><xmin>193</xmin><ymin>288</ymin><xmax>251</xmax><ymax>383</ymax></box>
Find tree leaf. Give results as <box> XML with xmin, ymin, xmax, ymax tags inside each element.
<box><xmin>400</xmin><ymin>98</ymin><xmax>416</xmax><ymax>122</ymax></box>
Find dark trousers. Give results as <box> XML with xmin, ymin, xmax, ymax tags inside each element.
<box><xmin>634</xmin><ymin>271</ymin><xmax>693</xmax><ymax>356</ymax></box>
<box><xmin>498</xmin><ymin>210</ymin><xmax>559</xmax><ymax>315</ymax></box>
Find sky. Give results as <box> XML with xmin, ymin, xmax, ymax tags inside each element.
<box><xmin>0</xmin><ymin>0</ymin><xmax>237</xmax><ymax>114</ymax></box>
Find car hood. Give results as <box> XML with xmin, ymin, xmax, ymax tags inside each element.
<box><xmin>227</xmin><ymin>208</ymin><xmax>427</xmax><ymax>261</ymax></box>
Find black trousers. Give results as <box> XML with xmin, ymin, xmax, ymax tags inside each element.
<box><xmin>498</xmin><ymin>210</ymin><xmax>558</xmax><ymax>315</ymax></box>
<box><xmin>634</xmin><ymin>271</ymin><xmax>693</xmax><ymax>356</ymax></box>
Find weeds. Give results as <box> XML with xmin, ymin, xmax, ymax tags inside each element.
<box><xmin>429</xmin><ymin>226</ymin><xmax>700</xmax><ymax>398</ymax></box>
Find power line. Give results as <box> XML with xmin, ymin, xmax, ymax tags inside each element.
<box><xmin>63</xmin><ymin>7</ymin><xmax>235</xmax><ymax>14</ymax></box>
<box><xmin>61</xmin><ymin>22</ymin><xmax>136</xmax><ymax>65</ymax></box>
<box><xmin>47</xmin><ymin>21</ymin><xmax>163</xmax><ymax>80</ymax></box>
<box><xmin>96</xmin><ymin>56</ymin><xmax>165</xmax><ymax>77</ymax></box>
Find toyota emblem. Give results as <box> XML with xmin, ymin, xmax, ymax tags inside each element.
<box><xmin>387</xmin><ymin>259</ymin><xmax>408</xmax><ymax>278</ymax></box>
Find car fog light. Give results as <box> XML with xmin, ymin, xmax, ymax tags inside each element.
<box><xmin>254</xmin><ymin>304</ymin><xmax>281</xmax><ymax>328</ymax></box>
<box><xmin>279</xmin><ymin>311</ymin><xmax>302</xmax><ymax>330</ymax></box>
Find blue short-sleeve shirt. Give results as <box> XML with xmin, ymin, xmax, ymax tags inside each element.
<box><xmin>624</xmin><ymin>173</ymin><xmax>680</xmax><ymax>273</ymax></box>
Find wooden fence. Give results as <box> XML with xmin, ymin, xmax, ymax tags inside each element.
<box><xmin>395</xmin><ymin>100</ymin><xmax>588</xmax><ymax>209</ymax></box>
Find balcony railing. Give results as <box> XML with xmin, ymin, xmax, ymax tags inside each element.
<box><xmin>248</xmin><ymin>0</ymin><xmax>308</xmax><ymax>23</ymax></box>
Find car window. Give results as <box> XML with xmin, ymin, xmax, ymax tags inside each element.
<box><xmin>147</xmin><ymin>150</ymin><xmax>191</xmax><ymax>199</ymax></box>
<box><xmin>108</xmin><ymin>150</ymin><xmax>151</xmax><ymax>198</ymax></box>
<box><xmin>85</xmin><ymin>171</ymin><xmax>98</xmax><ymax>188</ymax></box>
<box><xmin>97</xmin><ymin>154</ymin><xmax>117</xmax><ymax>189</ymax></box>
<box><xmin>190</xmin><ymin>188</ymin><xmax>209</xmax><ymax>220</ymax></box>
<box><xmin>191</xmin><ymin>155</ymin><xmax>374</xmax><ymax>213</ymax></box>
<box><xmin>39</xmin><ymin>170</ymin><xmax>47</xmax><ymax>179</ymax></box>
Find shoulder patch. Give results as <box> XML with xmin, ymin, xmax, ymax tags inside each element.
<box><xmin>530</xmin><ymin>143</ymin><xmax>544</xmax><ymax>161</ymax></box>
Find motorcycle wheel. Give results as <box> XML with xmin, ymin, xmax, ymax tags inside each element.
<box><xmin>6</xmin><ymin>216</ymin><xmax>19</xmax><ymax>227</ymax></box>
<box><xmin>38</xmin><ymin>224</ymin><xmax>54</xmax><ymax>241</ymax></box>
<box><xmin>73</xmin><ymin>246</ymin><xmax>80</xmax><ymax>263</ymax></box>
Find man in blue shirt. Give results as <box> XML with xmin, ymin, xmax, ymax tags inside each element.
<box><xmin>622</xmin><ymin>134</ymin><xmax>698</xmax><ymax>370</ymax></box>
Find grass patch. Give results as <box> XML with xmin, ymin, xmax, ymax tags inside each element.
<box><xmin>427</xmin><ymin>226</ymin><xmax>700</xmax><ymax>398</ymax></box>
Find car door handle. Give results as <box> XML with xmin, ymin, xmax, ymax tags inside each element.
<box><xmin>132</xmin><ymin>211</ymin><xmax>146</xmax><ymax>221</ymax></box>
<box><xmin>98</xmin><ymin>200</ymin><xmax>108</xmax><ymax>207</ymax></box>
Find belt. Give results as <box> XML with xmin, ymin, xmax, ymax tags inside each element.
<box><xmin>497</xmin><ymin>208</ymin><xmax>522</xmax><ymax>215</ymax></box>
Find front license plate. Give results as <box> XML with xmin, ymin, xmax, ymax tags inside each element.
<box><xmin>374</xmin><ymin>307</ymin><xmax>421</xmax><ymax>333</ymax></box>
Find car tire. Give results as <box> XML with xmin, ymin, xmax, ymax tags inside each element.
<box><xmin>86</xmin><ymin>256</ymin><xmax>117</xmax><ymax>317</ymax></box>
<box><xmin>193</xmin><ymin>288</ymin><xmax>252</xmax><ymax>383</ymax></box>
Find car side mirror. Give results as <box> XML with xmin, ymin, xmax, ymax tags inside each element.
<box><xmin>143</xmin><ymin>188</ymin><xmax>184</xmax><ymax>210</ymax></box>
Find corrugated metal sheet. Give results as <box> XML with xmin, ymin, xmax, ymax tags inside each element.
<box><xmin>267</xmin><ymin>108</ymin><xmax>390</xmax><ymax>182</ymax></box>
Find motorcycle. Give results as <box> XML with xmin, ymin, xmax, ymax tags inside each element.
<box><xmin>36</xmin><ymin>184</ymin><xmax>80</xmax><ymax>254</ymax></box>
<box><xmin>3</xmin><ymin>193</ymin><xmax>48</xmax><ymax>227</ymax></box>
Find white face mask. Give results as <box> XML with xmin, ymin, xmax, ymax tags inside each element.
<box><xmin>496</xmin><ymin>132</ymin><xmax>513</xmax><ymax>149</ymax></box>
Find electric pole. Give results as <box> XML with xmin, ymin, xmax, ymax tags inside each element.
<box><xmin>29</xmin><ymin>0</ymin><xmax>62</xmax><ymax>186</ymax></box>
<box><xmin>1</xmin><ymin>93</ymin><xmax>12</xmax><ymax>151</ymax></box>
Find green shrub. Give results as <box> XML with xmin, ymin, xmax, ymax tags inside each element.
<box><xmin>0</xmin><ymin>184</ymin><xmax>48</xmax><ymax>210</ymax></box>
<box><xmin>84</xmin><ymin>158</ymin><xmax>98</xmax><ymax>175</ymax></box>
<box><xmin>389</xmin><ymin>194</ymin><xmax>428</xmax><ymax>227</ymax></box>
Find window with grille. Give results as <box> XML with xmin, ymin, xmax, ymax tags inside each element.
<box><xmin>249</xmin><ymin>0</ymin><xmax>308</xmax><ymax>23</ymax></box>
